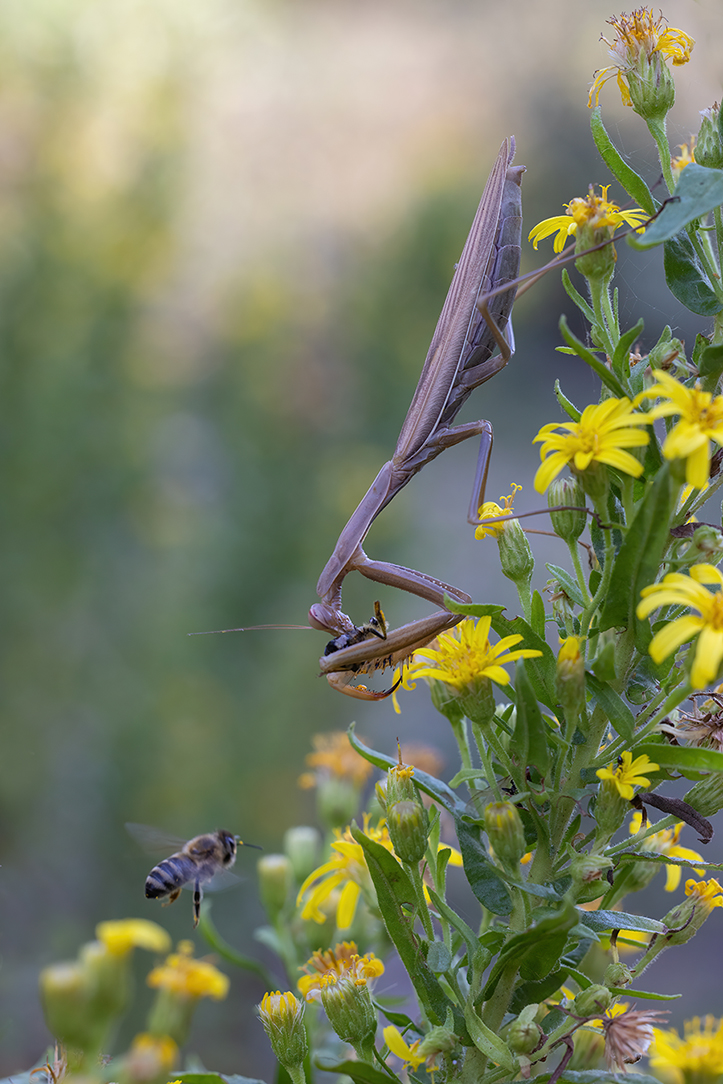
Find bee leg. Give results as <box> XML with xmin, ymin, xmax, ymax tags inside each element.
<box><xmin>193</xmin><ymin>880</ymin><xmax>202</xmax><ymax>927</ymax></box>
<box><xmin>163</xmin><ymin>888</ymin><xmax>182</xmax><ymax>908</ymax></box>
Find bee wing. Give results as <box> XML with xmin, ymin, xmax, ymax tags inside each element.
<box><xmin>181</xmin><ymin>868</ymin><xmax>242</xmax><ymax>893</ymax></box>
<box><xmin>125</xmin><ymin>822</ymin><xmax>188</xmax><ymax>855</ymax></box>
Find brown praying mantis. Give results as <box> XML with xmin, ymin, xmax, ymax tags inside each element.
<box><xmin>310</xmin><ymin>138</ymin><xmax>525</xmax><ymax>700</ymax></box>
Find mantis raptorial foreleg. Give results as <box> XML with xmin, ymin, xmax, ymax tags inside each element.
<box><xmin>310</xmin><ymin>138</ymin><xmax>524</xmax><ymax>699</ymax></box>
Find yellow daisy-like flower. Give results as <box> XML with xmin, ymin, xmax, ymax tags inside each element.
<box><xmin>684</xmin><ymin>876</ymin><xmax>723</xmax><ymax>915</ymax></box>
<box><xmin>405</xmin><ymin>616</ymin><xmax>542</xmax><ymax>692</ymax></box>
<box><xmin>629</xmin><ymin>812</ymin><xmax>705</xmax><ymax>891</ymax></box>
<box><xmin>298</xmin><ymin>941</ymin><xmax>384</xmax><ymax>1001</ymax></box>
<box><xmin>596</xmin><ymin>750</ymin><xmax>659</xmax><ymax>800</ymax></box>
<box><xmin>127</xmin><ymin>1033</ymin><xmax>178</xmax><ymax>1073</ymax></box>
<box><xmin>296</xmin><ymin>814</ymin><xmax>393</xmax><ymax>929</ymax></box>
<box><xmin>529</xmin><ymin>185</ymin><xmax>648</xmax><ymax>253</ymax></box>
<box><xmin>533</xmin><ymin>397</ymin><xmax>650</xmax><ymax>493</ymax></box>
<box><xmin>650</xmin><ymin>1015</ymin><xmax>723</xmax><ymax>1084</ymax></box>
<box><xmin>641</xmin><ymin>369</ymin><xmax>723</xmax><ymax>489</ymax></box>
<box><xmin>672</xmin><ymin>138</ymin><xmax>696</xmax><ymax>177</ymax></box>
<box><xmin>637</xmin><ymin>564</ymin><xmax>723</xmax><ymax>689</ymax></box>
<box><xmin>146</xmin><ymin>940</ymin><xmax>229</xmax><ymax>1001</ymax></box>
<box><xmin>384</xmin><ymin>1025</ymin><xmax>428</xmax><ymax>1073</ymax></box>
<box><xmin>475</xmin><ymin>483</ymin><xmax>522</xmax><ymax>539</ymax></box>
<box><xmin>96</xmin><ymin>918</ymin><xmax>171</xmax><ymax>957</ymax></box>
<box><xmin>589</xmin><ymin>7</ymin><xmax>694</xmax><ymax>108</ymax></box>
<box><xmin>298</xmin><ymin>730</ymin><xmax>373</xmax><ymax>790</ymax></box>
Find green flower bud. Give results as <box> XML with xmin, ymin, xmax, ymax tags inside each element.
<box><xmin>593</xmin><ymin>779</ymin><xmax>629</xmax><ymax>847</ymax></box>
<box><xmin>604</xmin><ymin>961</ymin><xmax>633</xmax><ymax>988</ymax></box>
<box><xmin>576</xmin><ymin>460</ymin><xmax>610</xmax><ymax>504</ymax></box>
<box><xmin>39</xmin><ymin>961</ymin><xmax>106</xmax><ymax>1061</ymax></box>
<box><xmin>320</xmin><ymin>973</ymin><xmax>377</xmax><ymax>1049</ymax></box>
<box><xmin>627</xmin><ymin>50</ymin><xmax>676</xmax><ymax>122</ymax></box>
<box><xmin>574</xmin><ymin>984</ymin><xmax>612</xmax><ymax>1017</ymax></box>
<box><xmin>684</xmin><ymin>525</ymin><xmax>723</xmax><ymax>565</ymax></box>
<box><xmin>458</xmin><ymin>680</ymin><xmax>496</xmax><ymax>728</ymax></box>
<box><xmin>556</xmin><ymin>637</ymin><xmax>586</xmax><ymax>724</ymax></box>
<box><xmin>574</xmin><ymin>221</ymin><xmax>617</xmax><ymax>283</ymax></box>
<box><xmin>259</xmin><ymin>991</ymin><xmax>308</xmax><ymax>1071</ymax></box>
<box><xmin>258</xmin><ymin>854</ymin><xmax>293</xmax><ymax>920</ymax></box>
<box><xmin>484</xmin><ymin>802</ymin><xmax>525</xmax><ymax>873</ymax></box>
<box><xmin>660</xmin><ymin>878</ymin><xmax>723</xmax><ymax>946</ymax></box>
<box><xmin>417</xmin><ymin>1024</ymin><xmax>459</xmax><ymax>1061</ymax></box>
<box><xmin>548</xmin><ymin>476</ymin><xmax>587</xmax><ymax>543</ymax></box>
<box><xmin>316</xmin><ymin>776</ymin><xmax>362</xmax><ymax>829</ymax></box>
<box><xmin>284</xmin><ymin>826</ymin><xmax>320</xmax><ymax>884</ymax></box>
<box><xmin>429</xmin><ymin>678</ymin><xmax>465</xmax><ymax>724</ymax></box>
<box><xmin>569</xmin><ymin>852</ymin><xmax>613</xmax><ymax>903</ymax></box>
<box><xmin>507</xmin><ymin>1010</ymin><xmax>543</xmax><ymax>1055</ymax></box>
<box><xmin>497</xmin><ymin>517</ymin><xmax>535</xmax><ymax>591</ymax></box>
<box><xmin>386</xmin><ymin>761</ymin><xmax>418</xmax><ymax>806</ymax></box>
<box><xmin>685</xmin><ymin>773</ymin><xmax>723</xmax><ymax>817</ymax></box>
<box><xmin>648</xmin><ymin>331</ymin><xmax>685</xmax><ymax>371</ymax></box>
<box><xmin>387</xmin><ymin>800</ymin><xmax>430</xmax><ymax>865</ymax></box>
<box><xmin>696</xmin><ymin>106</ymin><xmax>723</xmax><ymax>169</ymax></box>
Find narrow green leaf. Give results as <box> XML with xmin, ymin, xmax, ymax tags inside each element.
<box><xmin>509</xmin><ymin>970</ymin><xmax>568</xmax><ymax>1014</ymax></box>
<box><xmin>321</xmin><ymin>1061</ymin><xmax>401</xmax><ymax>1084</ymax></box>
<box><xmin>586</xmin><ymin>674</ymin><xmax>635</xmax><ymax>742</ymax></box>
<box><xmin>599</xmin><ymin>464</ymin><xmax>677</xmax><ymax>646</ymax></box>
<box><xmin>514</xmin><ymin>660</ymin><xmax>550</xmax><ymax>776</ymax></box>
<box><xmin>559</xmin><ymin>317</ymin><xmax>628</xmax><ymax>398</ymax></box>
<box><xmin>607</xmin><ymin>987</ymin><xmax>681</xmax><ymax>1000</ymax></box>
<box><xmin>519</xmin><ymin>931</ymin><xmax>569</xmax><ymax>980</ymax></box>
<box><xmin>635</xmin><ymin>742</ymin><xmax>723</xmax><ymax>773</ymax></box>
<box><xmin>464</xmin><ymin>1004</ymin><xmax>515</xmax><ymax>1071</ymax></box>
<box><xmin>427</xmin><ymin>941</ymin><xmax>452</xmax><ymax>972</ymax></box>
<box><xmin>554</xmin><ymin>379</ymin><xmax>581</xmax><ymax>422</ymax></box>
<box><xmin>348</xmin><ymin>724</ymin><xmax>465</xmax><ymax>814</ymax></box>
<box><xmin>531</xmin><ymin>1072</ymin><xmax>662</xmax><ymax>1084</ymax></box>
<box><xmin>699</xmin><ymin>342</ymin><xmax>723</xmax><ymax>380</ymax></box>
<box><xmin>561</xmin><ymin>267</ymin><xmax>596</xmax><ymax>323</ymax></box>
<box><xmin>612</xmin><ymin>319</ymin><xmax>645</xmax><ymax>382</ymax></box>
<box><xmin>590</xmin><ymin>108</ymin><xmax>656</xmax><ymax>215</ymax></box>
<box><xmin>575</xmin><ymin>907</ymin><xmax>664</xmax><ymax>933</ymax></box>
<box><xmin>482</xmin><ymin>901</ymin><xmax>579</xmax><ymax>998</ymax></box>
<box><xmin>630</xmin><ymin>164</ymin><xmax>723</xmax><ymax>248</ymax></box>
<box><xmin>454</xmin><ymin>817</ymin><xmax>512</xmax><ymax>914</ymax></box>
<box><xmin>428</xmin><ymin>889</ymin><xmax>484</xmax><ymax>970</ymax></box>
<box><xmin>350</xmin><ymin>824</ymin><xmax>452</xmax><ymax>1025</ymax></box>
<box><xmin>546</xmin><ymin>564</ymin><xmax>584</xmax><ymax>608</ymax></box>
<box><xmin>663</xmin><ymin>232</ymin><xmax>723</xmax><ymax>316</ymax></box>
<box><xmin>530</xmin><ymin>589</ymin><xmax>546</xmax><ymax>638</ymax></box>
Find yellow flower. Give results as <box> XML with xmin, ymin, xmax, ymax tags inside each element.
<box><xmin>650</xmin><ymin>1015</ymin><xmax>723</xmax><ymax>1084</ymax></box>
<box><xmin>96</xmin><ymin>918</ymin><xmax>171</xmax><ymax>957</ymax></box>
<box><xmin>641</xmin><ymin>370</ymin><xmax>723</xmax><ymax>489</ymax></box>
<box><xmin>629</xmin><ymin>812</ymin><xmax>704</xmax><ymax>891</ymax></box>
<box><xmin>384</xmin><ymin>1025</ymin><xmax>427</xmax><ymax>1072</ymax></box>
<box><xmin>589</xmin><ymin>8</ymin><xmax>694</xmax><ymax>108</ymax></box>
<box><xmin>684</xmin><ymin>877</ymin><xmax>723</xmax><ymax>915</ymax></box>
<box><xmin>296</xmin><ymin>814</ymin><xmax>393</xmax><ymax>929</ymax></box>
<box><xmin>474</xmin><ymin>483</ymin><xmax>522</xmax><ymax>539</ymax></box>
<box><xmin>298</xmin><ymin>941</ymin><xmax>384</xmax><ymax>1001</ymax></box>
<box><xmin>533</xmin><ymin>398</ymin><xmax>650</xmax><ymax>493</ymax></box>
<box><xmin>298</xmin><ymin>731</ymin><xmax>373</xmax><ymax>790</ymax></box>
<box><xmin>127</xmin><ymin>1033</ymin><xmax>178</xmax><ymax>1073</ymax></box>
<box><xmin>637</xmin><ymin>564</ymin><xmax>723</xmax><ymax>689</ymax></box>
<box><xmin>147</xmin><ymin>941</ymin><xmax>229</xmax><ymax>1000</ymax></box>
<box><xmin>404</xmin><ymin>616</ymin><xmax>542</xmax><ymax>692</ymax></box>
<box><xmin>529</xmin><ymin>186</ymin><xmax>648</xmax><ymax>253</ymax></box>
<box><xmin>672</xmin><ymin>138</ymin><xmax>697</xmax><ymax>176</ymax></box>
<box><xmin>596</xmin><ymin>751</ymin><xmax>659</xmax><ymax>800</ymax></box>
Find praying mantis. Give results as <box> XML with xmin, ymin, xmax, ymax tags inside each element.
<box><xmin>311</xmin><ymin>138</ymin><xmax>525</xmax><ymax>699</ymax></box>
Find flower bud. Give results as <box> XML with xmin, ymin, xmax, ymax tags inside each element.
<box><xmin>604</xmin><ymin>962</ymin><xmax>633</xmax><ymax>989</ymax></box>
<box><xmin>284</xmin><ymin>826</ymin><xmax>320</xmax><ymax>884</ymax></box>
<box><xmin>386</xmin><ymin>761</ymin><xmax>418</xmax><ymax>806</ymax></box>
<box><xmin>556</xmin><ymin>637</ymin><xmax>586</xmax><ymax>723</ymax></box>
<box><xmin>429</xmin><ymin>678</ymin><xmax>465</xmax><ymax>724</ymax></box>
<box><xmin>648</xmin><ymin>332</ymin><xmax>685</xmax><ymax>371</ymax></box>
<box><xmin>39</xmin><ymin>961</ymin><xmax>106</xmax><ymax>1061</ymax></box>
<box><xmin>685</xmin><ymin>773</ymin><xmax>723</xmax><ymax>817</ymax></box>
<box><xmin>660</xmin><ymin>878</ymin><xmax>723</xmax><ymax>947</ymax></box>
<box><xmin>576</xmin><ymin>460</ymin><xmax>610</xmax><ymax>504</ymax></box>
<box><xmin>122</xmin><ymin>1032</ymin><xmax>178</xmax><ymax>1084</ymax></box>
<box><xmin>497</xmin><ymin>518</ymin><xmax>535</xmax><ymax>592</ymax></box>
<box><xmin>569</xmin><ymin>852</ymin><xmax>612</xmax><ymax>903</ymax></box>
<box><xmin>548</xmin><ymin>476</ymin><xmax>587</xmax><ymax>543</ymax></box>
<box><xmin>484</xmin><ymin>802</ymin><xmax>526</xmax><ymax>874</ymax></box>
<box><xmin>574</xmin><ymin>222</ymin><xmax>617</xmax><ymax>283</ymax></box>
<box><xmin>458</xmin><ymin>680</ymin><xmax>497</xmax><ymax>728</ymax></box>
<box><xmin>259</xmin><ymin>991</ymin><xmax>308</xmax><ymax>1071</ymax></box>
<box><xmin>317</xmin><ymin>777</ymin><xmax>362</xmax><ymax>829</ymax></box>
<box><xmin>507</xmin><ymin>1007</ymin><xmax>543</xmax><ymax>1055</ymax></box>
<box><xmin>258</xmin><ymin>854</ymin><xmax>293</xmax><ymax>921</ymax></box>
<box><xmin>320</xmin><ymin>973</ymin><xmax>377</xmax><ymax>1049</ymax></box>
<box><xmin>696</xmin><ymin>106</ymin><xmax>723</xmax><ymax>169</ymax></box>
<box><xmin>627</xmin><ymin>50</ymin><xmax>676</xmax><ymax>122</ymax></box>
<box><xmin>417</xmin><ymin>1024</ymin><xmax>459</xmax><ymax>1062</ymax></box>
<box><xmin>387</xmin><ymin>800</ymin><xmax>430</xmax><ymax>865</ymax></box>
<box><xmin>593</xmin><ymin>779</ymin><xmax>629</xmax><ymax>847</ymax></box>
<box><xmin>573</xmin><ymin>984</ymin><xmax>611</xmax><ymax>1016</ymax></box>
<box><xmin>684</xmin><ymin>525</ymin><xmax>723</xmax><ymax>565</ymax></box>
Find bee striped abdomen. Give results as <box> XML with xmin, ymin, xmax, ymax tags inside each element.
<box><xmin>145</xmin><ymin>856</ymin><xmax>190</xmax><ymax>899</ymax></box>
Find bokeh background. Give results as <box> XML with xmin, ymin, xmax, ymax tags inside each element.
<box><xmin>2</xmin><ymin>0</ymin><xmax>723</xmax><ymax>1073</ymax></box>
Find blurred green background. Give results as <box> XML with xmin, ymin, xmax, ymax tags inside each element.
<box><xmin>1</xmin><ymin>0</ymin><xmax>723</xmax><ymax>1073</ymax></box>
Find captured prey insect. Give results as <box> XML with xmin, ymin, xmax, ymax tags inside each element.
<box><xmin>310</xmin><ymin>138</ymin><xmax>524</xmax><ymax>699</ymax></box>
<box><xmin>126</xmin><ymin>823</ymin><xmax>261</xmax><ymax>928</ymax></box>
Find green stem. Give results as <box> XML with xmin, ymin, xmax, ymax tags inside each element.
<box><xmin>689</xmin><ymin>225</ymin><xmax>723</xmax><ymax>303</ymax></box>
<box><xmin>580</xmin><ymin>507</ymin><xmax>615</xmax><ymax>638</ymax></box>
<box><xmin>647</xmin><ymin>118</ymin><xmax>675</xmax><ymax>193</ymax></box>
<box><xmin>471</xmin><ymin>723</ymin><xmax>502</xmax><ymax>800</ymax></box>
<box><xmin>406</xmin><ymin>861</ymin><xmax>435</xmax><ymax>939</ymax></box>
<box><xmin>351</xmin><ymin>1039</ymin><xmax>376</xmax><ymax>1064</ymax></box>
<box><xmin>286</xmin><ymin>1065</ymin><xmax>307</xmax><ymax>1084</ymax></box>
<box><xmin>450</xmin><ymin>714</ymin><xmax>476</xmax><ymax>786</ymax></box>
<box><xmin>567</xmin><ymin>539</ymin><xmax>592</xmax><ymax>605</ymax></box>
<box><xmin>600</xmin><ymin>681</ymin><xmax>692</xmax><ymax>763</ymax></box>
<box><xmin>587</xmin><ymin>276</ymin><xmax>616</xmax><ymax>357</ymax></box>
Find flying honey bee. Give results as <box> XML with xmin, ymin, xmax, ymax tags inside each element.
<box><xmin>126</xmin><ymin>824</ymin><xmax>260</xmax><ymax>927</ymax></box>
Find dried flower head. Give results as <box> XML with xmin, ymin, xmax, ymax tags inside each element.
<box><xmin>601</xmin><ymin>1005</ymin><xmax>669</xmax><ymax>1071</ymax></box>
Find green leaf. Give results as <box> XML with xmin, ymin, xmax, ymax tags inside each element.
<box><xmin>599</xmin><ymin>464</ymin><xmax>677</xmax><ymax>649</ymax></box>
<box><xmin>559</xmin><ymin>317</ymin><xmax>628</xmax><ymax>398</ymax></box>
<box><xmin>454</xmin><ymin>816</ymin><xmax>512</xmax><ymax>915</ymax></box>
<box><xmin>554</xmin><ymin>379</ymin><xmax>582</xmax><ymax>423</ymax></box>
<box><xmin>586</xmin><ymin>674</ymin><xmax>635</xmax><ymax>742</ymax></box>
<box><xmin>574</xmin><ymin>907</ymin><xmax>664</xmax><ymax>934</ymax></box>
<box><xmin>607</xmin><ymin>987</ymin><xmax>681</xmax><ymax>1000</ymax></box>
<box><xmin>530</xmin><ymin>589</ymin><xmax>546</xmax><ymax>638</ymax></box>
<box><xmin>482</xmin><ymin>901</ymin><xmax>579</xmax><ymax>998</ymax></box>
<box><xmin>427</xmin><ymin>940</ymin><xmax>452</xmax><ymax>972</ymax></box>
<box><xmin>373</xmin><ymin>1002</ymin><xmax>422</xmax><ymax>1030</ymax></box>
<box><xmin>699</xmin><ymin>342</ymin><xmax>723</xmax><ymax>381</ymax></box>
<box><xmin>663</xmin><ymin>232</ymin><xmax>723</xmax><ymax>316</ymax></box>
<box><xmin>320</xmin><ymin>1060</ymin><xmax>400</xmax><ymax>1084</ymax></box>
<box><xmin>590</xmin><ymin>641</ymin><xmax>616</xmax><ymax>684</ymax></box>
<box><xmin>464</xmin><ymin>1003</ymin><xmax>515</xmax><ymax>1071</ymax></box>
<box><xmin>635</xmin><ymin>742</ymin><xmax>723</xmax><ymax>773</ymax></box>
<box><xmin>428</xmin><ymin>889</ymin><xmax>487</xmax><ymax>973</ymax></box>
<box><xmin>590</xmin><ymin>108</ymin><xmax>656</xmax><ymax>216</ymax></box>
<box><xmin>561</xmin><ymin>268</ymin><xmax>595</xmax><ymax>324</ymax></box>
<box><xmin>612</xmin><ymin>319</ymin><xmax>645</xmax><ymax>383</ymax></box>
<box><xmin>630</xmin><ymin>164</ymin><xmax>723</xmax><ymax>248</ymax></box>
<box><xmin>350</xmin><ymin>824</ymin><xmax>452</xmax><ymax>1025</ymax></box>
<box><xmin>529</xmin><ymin>1072</ymin><xmax>663</xmax><ymax>1084</ymax></box>
<box><xmin>514</xmin><ymin>660</ymin><xmax>550</xmax><ymax>777</ymax></box>
<box><xmin>546</xmin><ymin>564</ymin><xmax>584</xmax><ymax>608</ymax></box>
<box><xmin>509</xmin><ymin>970</ymin><xmax>569</xmax><ymax>1014</ymax></box>
<box><xmin>348</xmin><ymin>724</ymin><xmax>465</xmax><ymax>814</ymax></box>
<box><xmin>178</xmin><ymin>1077</ymin><xmax>269</xmax><ymax>1084</ymax></box>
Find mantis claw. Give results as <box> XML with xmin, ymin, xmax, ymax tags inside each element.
<box><xmin>325</xmin><ymin>672</ymin><xmax>402</xmax><ymax>701</ymax></box>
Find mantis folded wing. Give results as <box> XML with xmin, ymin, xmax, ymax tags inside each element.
<box><xmin>311</xmin><ymin>138</ymin><xmax>524</xmax><ymax>698</ymax></box>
